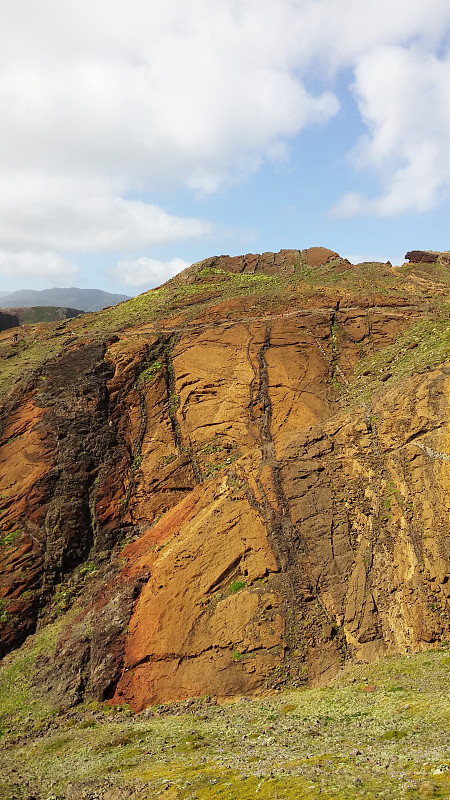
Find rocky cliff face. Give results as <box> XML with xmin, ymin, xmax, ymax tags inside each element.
<box><xmin>0</xmin><ymin>248</ymin><xmax>449</xmax><ymax>710</ymax></box>
<box><xmin>0</xmin><ymin>310</ymin><xmax>19</xmax><ymax>332</ymax></box>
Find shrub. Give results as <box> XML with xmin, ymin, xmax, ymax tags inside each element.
<box><xmin>229</xmin><ymin>580</ymin><xmax>246</xmax><ymax>594</ymax></box>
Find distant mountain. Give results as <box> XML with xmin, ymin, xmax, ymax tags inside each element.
<box><xmin>0</xmin><ymin>287</ymin><xmax>130</xmax><ymax>312</ymax></box>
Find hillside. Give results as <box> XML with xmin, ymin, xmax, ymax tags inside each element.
<box><xmin>0</xmin><ymin>246</ymin><xmax>449</xmax><ymax>797</ymax></box>
<box><xmin>0</xmin><ymin>646</ymin><xmax>448</xmax><ymax>799</ymax></box>
<box><xmin>1</xmin><ymin>306</ymin><xmax>84</xmax><ymax>325</ymax></box>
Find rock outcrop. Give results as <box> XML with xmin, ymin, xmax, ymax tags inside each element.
<box><xmin>405</xmin><ymin>250</ymin><xmax>439</xmax><ymax>263</ymax></box>
<box><xmin>0</xmin><ymin>311</ymin><xmax>19</xmax><ymax>332</ymax></box>
<box><xmin>0</xmin><ymin>248</ymin><xmax>449</xmax><ymax>710</ymax></box>
<box><xmin>405</xmin><ymin>249</ymin><xmax>450</xmax><ymax>267</ymax></box>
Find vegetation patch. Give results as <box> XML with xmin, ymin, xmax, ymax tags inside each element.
<box><xmin>204</xmin><ymin>453</ymin><xmax>239</xmax><ymax>477</ymax></box>
<box><xmin>228</xmin><ymin>580</ymin><xmax>247</xmax><ymax>593</ymax></box>
<box><xmin>131</xmin><ymin>455</ymin><xmax>143</xmax><ymax>472</ymax></box>
<box><xmin>0</xmin><ymin>648</ymin><xmax>448</xmax><ymax>799</ymax></box>
<box><xmin>343</xmin><ymin>316</ymin><xmax>450</xmax><ymax>404</ymax></box>
<box><xmin>137</xmin><ymin>359</ymin><xmax>163</xmax><ymax>384</ymax></box>
<box><xmin>0</xmin><ymin>611</ymin><xmax>77</xmax><ymax>732</ymax></box>
<box><xmin>168</xmin><ymin>392</ymin><xmax>180</xmax><ymax>414</ymax></box>
<box><xmin>0</xmin><ymin>598</ymin><xmax>9</xmax><ymax>623</ymax></box>
<box><xmin>78</xmin><ymin>560</ymin><xmax>98</xmax><ymax>578</ymax></box>
<box><xmin>1</xmin><ymin>527</ymin><xmax>21</xmax><ymax>547</ymax></box>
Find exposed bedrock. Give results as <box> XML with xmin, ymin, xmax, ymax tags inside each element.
<box><xmin>0</xmin><ymin>250</ymin><xmax>448</xmax><ymax>708</ymax></box>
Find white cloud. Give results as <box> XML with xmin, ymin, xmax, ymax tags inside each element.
<box><xmin>331</xmin><ymin>44</ymin><xmax>450</xmax><ymax>215</ymax></box>
<box><xmin>0</xmin><ymin>174</ymin><xmax>212</xmax><ymax>251</ymax></box>
<box><xmin>329</xmin><ymin>192</ymin><xmax>369</xmax><ymax>218</ymax></box>
<box><xmin>113</xmin><ymin>257</ymin><xmax>190</xmax><ymax>288</ymax></box>
<box><xmin>0</xmin><ymin>0</ymin><xmax>344</xmax><ymax>277</ymax></box>
<box><xmin>0</xmin><ymin>250</ymin><xmax>79</xmax><ymax>284</ymax></box>
<box><xmin>296</xmin><ymin>0</ymin><xmax>450</xmax><ymax>70</ymax></box>
<box><xmin>0</xmin><ymin>0</ymin><xmax>449</xmax><ymax>281</ymax></box>
<box><xmin>0</xmin><ymin>1</ymin><xmax>340</xmax><ymax>189</ymax></box>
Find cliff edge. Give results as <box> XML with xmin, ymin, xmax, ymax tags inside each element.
<box><xmin>0</xmin><ymin>247</ymin><xmax>448</xmax><ymax>711</ymax></box>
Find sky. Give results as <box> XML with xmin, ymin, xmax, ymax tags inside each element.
<box><xmin>1</xmin><ymin>1</ymin><xmax>450</xmax><ymax>296</ymax></box>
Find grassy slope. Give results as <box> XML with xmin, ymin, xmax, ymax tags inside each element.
<box><xmin>14</xmin><ymin>307</ymin><xmax>83</xmax><ymax>325</ymax></box>
<box><xmin>341</xmin><ymin>316</ymin><xmax>450</xmax><ymax>406</ymax></box>
<box><xmin>0</xmin><ymin>616</ymin><xmax>448</xmax><ymax>799</ymax></box>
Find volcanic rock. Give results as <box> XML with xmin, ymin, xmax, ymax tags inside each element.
<box><xmin>0</xmin><ymin>247</ymin><xmax>448</xmax><ymax>710</ymax></box>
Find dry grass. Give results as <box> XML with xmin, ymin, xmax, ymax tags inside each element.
<box><xmin>0</xmin><ymin>634</ymin><xmax>448</xmax><ymax>799</ymax></box>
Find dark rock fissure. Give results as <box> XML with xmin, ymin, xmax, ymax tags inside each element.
<box><xmin>248</xmin><ymin>322</ymin><xmax>316</xmax><ymax>677</ymax></box>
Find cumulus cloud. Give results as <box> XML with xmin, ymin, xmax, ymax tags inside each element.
<box><xmin>0</xmin><ymin>175</ymin><xmax>212</xmax><ymax>251</ymax></box>
<box><xmin>0</xmin><ymin>1</ymin><xmax>339</xmax><ymax>193</ymax></box>
<box><xmin>0</xmin><ymin>250</ymin><xmax>79</xmax><ymax>284</ymax></box>
<box><xmin>113</xmin><ymin>257</ymin><xmax>190</xmax><ymax>288</ymax></box>
<box><xmin>333</xmin><ymin>43</ymin><xmax>450</xmax><ymax>216</ymax></box>
<box><xmin>0</xmin><ymin>0</ymin><xmax>338</xmax><ymax>188</ymax></box>
<box><xmin>0</xmin><ymin>0</ymin><xmax>449</xmax><ymax>284</ymax></box>
<box><xmin>0</xmin><ymin>0</ymin><xmax>343</xmax><ymax>281</ymax></box>
<box><xmin>296</xmin><ymin>0</ymin><xmax>450</xmax><ymax>69</ymax></box>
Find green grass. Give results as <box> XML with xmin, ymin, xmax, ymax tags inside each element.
<box><xmin>0</xmin><ymin>527</ymin><xmax>21</xmax><ymax>546</ymax></box>
<box><xmin>136</xmin><ymin>359</ymin><xmax>163</xmax><ymax>384</ymax></box>
<box><xmin>228</xmin><ymin>580</ymin><xmax>247</xmax><ymax>593</ymax></box>
<box><xmin>0</xmin><ymin>598</ymin><xmax>9</xmax><ymax>623</ymax></box>
<box><xmin>0</xmin><ymin>648</ymin><xmax>448</xmax><ymax>799</ymax></box>
<box><xmin>15</xmin><ymin>307</ymin><xmax>82</xmax><ymax>325</ymax></box>
<box><xmin>398</xmin><ymin>254</ymin><xmax>450</xmax><ymax>285</ymax></box>
<box><xmin>0</xmin><ymin>251</ymin><xmax>448</xmax><ymax>403</ymax></box>
<box><xmin>0</xmin><ymin>332</ymin><xmax>67</xmax><ymax>397</ymax></box>
<box><xmin>294</xmin><ymin>257</ymin><xmax>407</xmax><ymax>295</ymax></box>
<box><xmin>343</xmin><ymin>316</ymin><xmax>450</xmax><ymax>404</ymax></box>
<box><xmin>204</xmin><ymin>453</ymin><xmax>239</xmax><ymax>478</ymax></box>
<box><xmin>0</xmin><ymin>611</ymin><xmax>78</xmax><ymax>731</ymax></box>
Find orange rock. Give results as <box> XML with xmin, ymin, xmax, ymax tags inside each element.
<box><xmin>0</xmin><ymin>249</ymin><xmax>449</xmax><ymax>707</ymax></box>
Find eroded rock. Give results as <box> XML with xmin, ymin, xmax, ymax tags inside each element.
<box><xmin>0</xmin><ymin>249</ymin><xmax>448</xmax><ymax>709</ymax></box>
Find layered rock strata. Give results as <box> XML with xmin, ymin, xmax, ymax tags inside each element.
<box><xmin>0</xmin><ymin>248</ymin><xmax>448</xmax><ymax>709</ymax></box>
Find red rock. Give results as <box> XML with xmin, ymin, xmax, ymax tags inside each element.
<box><xmin>0</xmin><ymin>249</ymin><xmax>448</xmax><ymax>708</ymax></box>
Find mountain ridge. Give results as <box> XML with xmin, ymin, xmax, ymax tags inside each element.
<box><xmin>0</xmin><ymin>246</ymin><xmax>448</xmax><ymax>716</ymax></box>
<box><xmin>0</xmin><ymin>286</ymin><xmax>130</xmax><ymax>312</ymax></box>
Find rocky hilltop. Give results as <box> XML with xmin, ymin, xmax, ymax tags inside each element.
<box><xmin>0</xmin><ymin>247</ymin><xmax>449</xmax><ymax>712</ymax></box>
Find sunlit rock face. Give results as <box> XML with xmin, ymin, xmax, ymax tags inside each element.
<box><xmin>0</xmin><ymin>248</ymin><xmax>448</xmax><ymax>710</ymax></box>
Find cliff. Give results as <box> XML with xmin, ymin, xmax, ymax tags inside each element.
<box><xmin>0</xmin><ymin>247</ymin><xmax>449</xmax><ymax>711</ymax></box>
<box><xmin>0</xmin><ymin>310</ymin><xmax>19</xmax><ymax>332</ymax></box>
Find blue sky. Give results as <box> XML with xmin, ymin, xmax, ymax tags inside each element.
<box><xmin>1</xmin><ymin>1</ymin><xmax>450</xmax><ymax>296</ymax></box>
